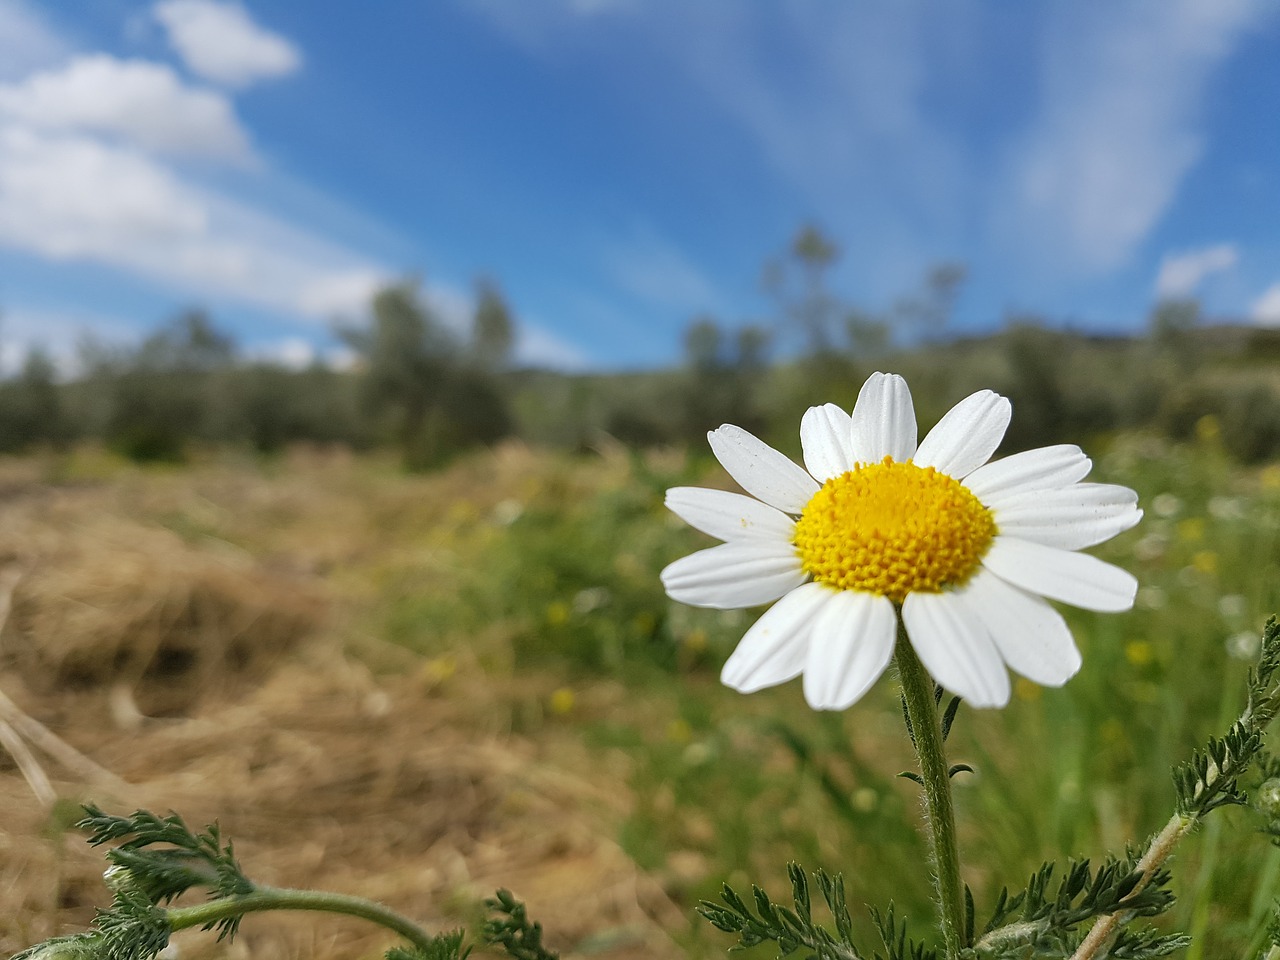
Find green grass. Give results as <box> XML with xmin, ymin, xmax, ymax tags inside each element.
<box><xmin>359</xmin><ymin>426</ymin><xmax>1280</xmax><ymax>957</ymax></box>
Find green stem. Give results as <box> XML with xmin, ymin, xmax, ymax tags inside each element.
<box><xmin>166</xmin><ymin>886</ymin><xmax>435</xmax><ymax>952</ymax></box>
<box><xmin>895</xmin><ymin>620</ymin><xmax>966</xmax><ymax>959</ymax></box>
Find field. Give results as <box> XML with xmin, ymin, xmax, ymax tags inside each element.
<box><xmin>1</xmin><ymin>424</ymin><xmax>1279</xmax><ymax>959</ymax></box>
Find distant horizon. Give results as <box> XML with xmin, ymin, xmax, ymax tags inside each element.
<box><xmin>21</xmin><ymin>301</ymin><xmax>1268</xmax><ymax>383</ymax></box>
<box><xmin>2</xmin><ymin>1</ymin><xmax>1278</xmax><ymax>375</ymax></box>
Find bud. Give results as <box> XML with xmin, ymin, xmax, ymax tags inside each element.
<box><xmin>1256</xmin><ymin>778</ymin><xmax>1280</xmax><ymax>821</ymax></box>
<box><xmin>103</xmin><ymin>864</ymin><xmax>135</xmax><ymax>894</ymax></box>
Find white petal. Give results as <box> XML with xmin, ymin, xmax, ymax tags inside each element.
<box><xmin>990</xmin><ymin>485</ymin><xmax>1142</xmax><ymax>550</ymax></box>
<box><xmin>963</xmin><ymin>444</ymin><xmax>1092</xmax><ymax>501</ymax></box>
<box><xmin>662</xmin><ymin>542</ymin><xmax>806</xmax><ymax>609</ymax></box>
<box><xmin>982</xmin><ymin>537</ymin><xmax>1138</xmax><ymax>612</ymax></box>
<box><xmin>708</xmin><ymin>425</ymin><xmax>819</xmax><ymax>513</ymax></box>
<box><xmin>914</xmin><ymin>390</ymin><xmax>1011</xmax><ymax>479</ymax></box>
<box><xmin>665</xmin><ymin>487</ymin><xmax>797</xmax><ymax>543</ymax></box>
<box><xmin>952</xmin><ymin>570</ymin><xmax>1081</xmax><ymax>686</ymax></box>
<box><xmin>849</xmin><ymin>372</ymin><xmax>917</xmax><ymax>464</ymax></box>
<box><xmin>722</xmin><ymin>582</ymin><xmax>834</xmax><ymax>693</ymax></box>
<box><xmin>901</xmin><ymin>591</ymin><xmax>1011</xmax><ymax>707</ymax></box>
<box><xmin>802</xmin><ymin>591</ymin><xmax>896</xmax><ymax>710</ymax></box>
<box><xmin>801</xmin><ymin>404</ymin><xmax>855</xmax><ymax>481</ymax></box>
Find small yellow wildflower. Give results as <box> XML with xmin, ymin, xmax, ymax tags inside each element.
<box><xmin>1125</xmin><ymin>640</ymin><xmax>1154</xmax><ymax>667</ymax></box>
<box><xmin>548</xmin><ymin>687</ymin><xmax>576</xmax><ymax>715</ymax></box>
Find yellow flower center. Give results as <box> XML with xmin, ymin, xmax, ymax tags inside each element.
<box><xmin>793</xmin><ymin>457</ymin><xmax>996</xmax><ymax>603</ymax></box>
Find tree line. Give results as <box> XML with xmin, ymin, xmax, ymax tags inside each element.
<box><xmin>4</xmin><ymin>226</ymin><xmax>1280</xmax><ymax>466</ymax></box>
<box><xmin>0</xmin><ymin>278</ymin><xmax>515</xmax><ymax>468</ymax></box>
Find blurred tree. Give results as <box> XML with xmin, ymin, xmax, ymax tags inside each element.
<box><xmin>684</xmin><ymin>315</ymin><xmax>723</xmax><ymax>376</ymax></box>
<box><xmin>673</xmin><ymin>314</ymin><xmax>770</xmax><ymax>442</ymax></box>
<box><xmin>846</xmin><ymin>306</ymin><xmax>891</xmax><ymax>359</ymax></box>
<box><xmin>0</xmin><ymin>348</ymin><xmax>66</xmax><ymax>451</ymax></box>
<box><xmin>891</xmin><ymin>262</ymin><xmax>967</xmax><ymax>342</ymax></box>
<box><xmin>1149</xmin><ymin>298</ymin><xmax>1201</xmax><ymax>342</ymax></box>
<box><xmin>764</xmin><ymin>224</ymin><xmax>842</xmax><ymax>356</ymax></box>
<box><xmin>213</xmin><ymin>361</ymin><xmax>363</xmax><ymax>454</ymax></box>
<box><xmin>93</xmin><ymin>310</ymin><xmax>237</xmax><ymax>462</ymax></box>
<box><xmin>471</xmin><ymin>278</ymin><xmax>515</xmax><ymax>372</ymax></box>
<box><xmin>762</xmin><ymin>225</ymin><xmax>893</xmax><ymax>396</ymax></box>
<box><xmin>137</xmin><ymin>310</ymin><xmax>235</xmax><ymax>372</ymax></box>
<box><xmin>343</xmin><ymin>280</ymin><xmax>510</xmax><ymax>469</ymax></box>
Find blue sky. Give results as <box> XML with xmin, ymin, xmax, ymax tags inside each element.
<box><xmin>0</xmin><ymin>1</ymin><xmax>1278</xmax><ymax>372</ymax></box>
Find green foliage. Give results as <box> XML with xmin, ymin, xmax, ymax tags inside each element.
<box><xmin>973</xmin><ymin>855</ymin><xmax>1180</xmax><ymax>957</ymax></box>
<box><xmin>80</xmin><ymin>805</ymin><xmax>252</xmax><ymax>940</ymax></box>
<box><xmin>386</xmin><ymin>930</ymin><xmax>472</xmax><ymax>960</ymax></box>
<box><xmin>700</xmin><ymin>863</ymin><xmax>874</xmax><ymax>960</ymax></box>
<box><xmin>413</xmin><ymin>456</ymin><xmax>696</xmax><ymax>672</ymax></box>
<box><xmin>0</xmin><ymin>349</ymin><xmax>66</xmax><ymax>452</ymax></box>
<box><xmin>483</xmin><ymin>889</ymin><xmax>559</xmax><ymax>960</ymax></box>
<box><xmin>92</xmin><ymin>887</ymin><xmax>172</xmax><ymax>960</ymax></box>
<box><xmin>1174</xmin><ymin>618</ymin><xmax>1280</xmax><ymax>817</ymax></box>
<box><xmin>11</xmin><ymin>935</ymin><xmax>106</xmax><ymax>960</ymax></box>
<box><xmin>14</xmin><ymin>805</ymin><xmax>464</xmax><ymax>960</ymax></box>
<box><xmin>700</xmin><ymin>865</ymin><xmax>946</xmax><ymax>960</ymax></box>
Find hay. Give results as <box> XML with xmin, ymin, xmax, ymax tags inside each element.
<box><xmin>0</xmin><ymin>454</ymin><xmax>684</xmax><ymax>960</ymax></box>
<box><xmin>4</xmin><ymin>514</ymin><xmax>321</xmax><ymax>721</ymax></box>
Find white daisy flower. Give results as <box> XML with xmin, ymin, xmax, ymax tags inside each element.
<box><xmin>661</xmin><ymin>372</ymin><xmax>1142</xmax><ymax>711</ymax></box>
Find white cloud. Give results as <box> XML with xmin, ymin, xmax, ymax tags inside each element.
<box><xmin>296</xmin><ymin>269</ymin><xmax>385</xmax><ymax>318</ymax></box>
<box><xmin>996</xmin><ymin>0</ymin><xmax>1266</xmax><ymax>274</ymax></box>
<box><xmin>1154</xmin><ymin>243</ymin><xmax>1239</xmax><ymax>299</ymax></box>
<box><xmin>154</xmin><ymin>0</ymin><xmax>301</xmax><ymax>88</ymax></box>
<box><xmin>1252</xmin><ymin>284</ymin><xmax>1280</xmax><ymax>327</ymax></box>
<box><xmin>0</xmin><ymin>54</ymin><xmax>251</xmax><ymax>160</ymax></box>
<box><xmin>0</xmin><ymin>4</ymin><xmax>398</xmax><ymax>353</ymax></box>
<box><xmin>0</xmin><ymin>125</ymin><xmax>390</xmax><ymax>319</ymax></box>
<box><xmin>0</xmin><ymin>0</ymin><xmax>69</xmax><ymax>81</ymax></box>
<box><xmin>0</xmin><ymin>126</ymin><xmax>208</xmax><ymax>258</ymax></box>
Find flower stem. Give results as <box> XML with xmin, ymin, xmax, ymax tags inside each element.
<box><xmin>895</xmin><ymin>619</ymin><xmax>966</xmax><ymax>960</ymax></box>
<box><xmin>165</xmin><ymin>886</ymin><xmax>436</xmax><ymax>952</ymax></box>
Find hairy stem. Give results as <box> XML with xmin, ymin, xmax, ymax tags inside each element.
<box><xmin>166</xmin><ymin>886</ymin><xmax>436</xmax><ymax>952</ymax></box>
<box><xmin>1069</xmin><ymin>811</ymin><xmax>1195</xmax><ymax>960</ymax></box>
<box><xmin>895</xmin><ymin>621</ymin><xmax>966</xmax><ymax>959</ymax></box>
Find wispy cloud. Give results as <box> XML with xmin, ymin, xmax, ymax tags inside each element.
<box><xmin>0</xmin><ymin>0</ymin><xmax>69</xmax><ymax>81</ymax></box>
<box><xmin>995</xmin><ymin>0</ymin><xmax>1266</xmax><ymax>275</ymax></box>
<box><xmin>471</xmin><ymin>3</ymin><xmax>971</xmax><ymax>299</ymax></box>
<box><xmin>154</xmin><ymin>0</ymin><xmax>301</xmax><ymax>88</ymax></box>
<box><xmin>603</xmin><ymin>228</ymin><xmax>718</xmax><ymax>313</ymax></box>
<box><xmin>1252</xmin><ymin>284</ymin><xmax>1280</xmax><ymax>327</ymax></box>
<box><xmin>1154</xmin><ymin>243</ymin><xmax>1239</xmax><ymax>299</ymax></box>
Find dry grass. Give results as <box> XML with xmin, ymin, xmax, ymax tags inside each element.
<box><xmin>0</xmin><ymin>446</ymin><xmax>683</xmax><ymax>960</ymax></box>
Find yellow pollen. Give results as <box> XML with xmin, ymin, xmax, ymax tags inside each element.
<box><xmin>793</xmin><ymin>457</ymin><xmax>996</xmax><ymax>603</ymax></box>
